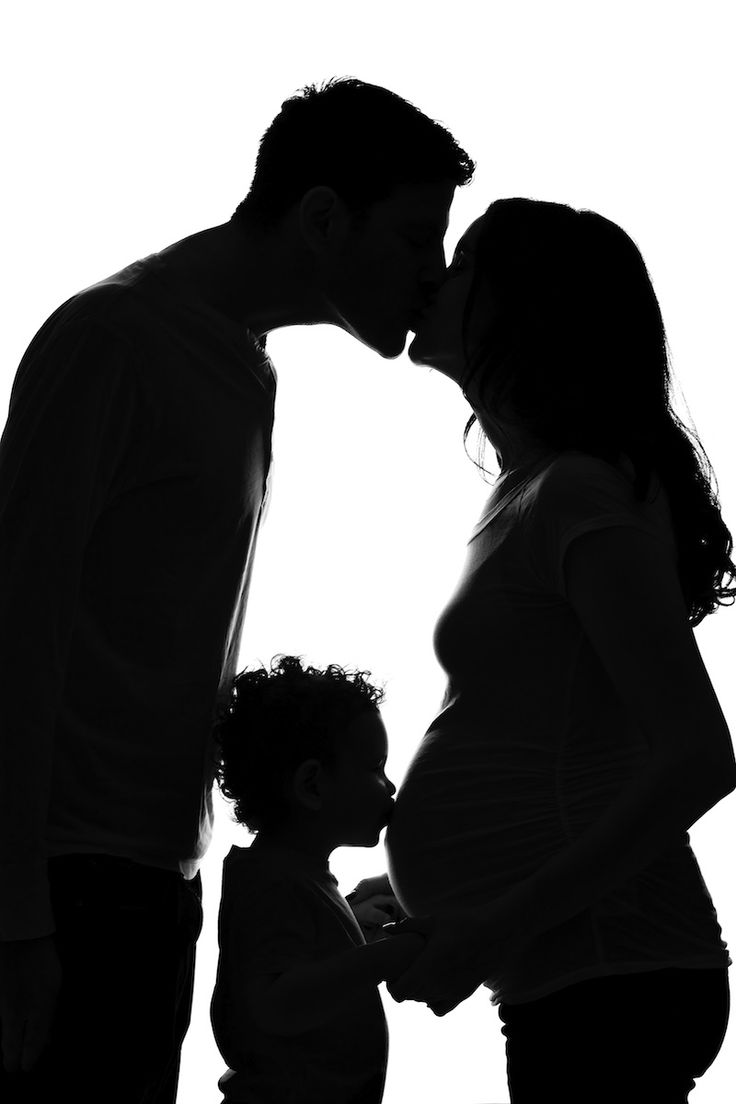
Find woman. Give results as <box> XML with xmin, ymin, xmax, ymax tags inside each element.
<box><xmin>383</xmin><ymin>198</ymin><xmax>736</xmax><ymax>1103</ymax></box>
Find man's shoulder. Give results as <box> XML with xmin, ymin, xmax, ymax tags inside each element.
<box><xmin>62</xmin><ymin>256</ymin><xmax>164</xmax><ymax>330</ymax></box>
<box><xmin>23</xmin><ymin>257</ymin><xmax>165</xmax><ymax>366</ymax></box>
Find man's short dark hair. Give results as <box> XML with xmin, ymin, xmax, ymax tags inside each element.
<box><xmin>234</xmin><ymin>77</ymin><xmax>475</xmax><ymax>228</ymax></box>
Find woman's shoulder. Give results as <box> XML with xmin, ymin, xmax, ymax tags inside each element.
<box><xmin>525</xmin><ymin>449</ymin><xmax>674</xmax><ymax>548</ymax></box>
<box><xmin>541</xmin><ymin>448</ymin><xmax>633</xmax><ymax>479</ymax></box>
<box><xmin>532</xmin><ymin>449</ymin><xmax>650</xmax><ymax>501</ymax></box>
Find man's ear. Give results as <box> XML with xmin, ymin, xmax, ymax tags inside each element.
<box><xmin>298</xmin><ymin>186</ymin><xmax>348</xmax><ymax>254</ymax></box>
<box><xmin>291</xmin><ymin>757</ymin><xmax>327</xmax><ymax>811</ymax></box>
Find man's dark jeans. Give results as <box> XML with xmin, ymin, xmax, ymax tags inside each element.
<box><xmin>0</xmin><ymin>854</ymin><xmax>203</xmax><ymax>1103</ymax></box>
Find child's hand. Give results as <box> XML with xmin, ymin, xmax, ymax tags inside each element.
<box><xmin>349</xmin><ymin>895</ymin><xmax>401</xmax><ymax>943</ymax></box>
<box><xmin>346</xmin><ymin>874</ymin><xmax>406</xmax><ymax>943</ymax></box>
<box><xmin>382</xmin><ymin>915</ymin><xmax>436</xmax><ymax>941</ymax></box>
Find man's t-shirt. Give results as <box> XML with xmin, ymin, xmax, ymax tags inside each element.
<box><xmin>386</xmin><ymin>450</ymin><xmax>731</xmax><ymax>1005</ymax></box>
<box><xmin>0</xmin><ymin>253</ymin><xmax>275</xmax><ymax>939</ymax></box>
<box><xmin>211</xmin><ymin>842</ymin><xmax>389</xmax><ymax>1104</ymax></box>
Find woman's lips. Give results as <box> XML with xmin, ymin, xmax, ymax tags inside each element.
<box><xmin>409</xmin><ymin>303</ymin><xmax>435</xmax><ymax>332</ymax></box>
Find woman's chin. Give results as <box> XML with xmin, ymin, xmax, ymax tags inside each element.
<box><xmin>408</xmin><ymin>340</ymin><xmax>461</xmax><ymax>385</ymax></box>
<box><xmin>407</xmin><ymin>332</ymin><xmax>438</xmax><ymax>366</ymax></box>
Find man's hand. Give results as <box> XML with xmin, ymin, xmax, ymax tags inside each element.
<box><xmin>0</xmin><ymin>935</ymin><xmax>62</xmax><ymax>1072</ymax></box>
<box><xmin>346</xmin><ymin>873</ymin><xmax>406</xmax><ymax>943</ymax></box>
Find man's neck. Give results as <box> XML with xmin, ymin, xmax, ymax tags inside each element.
<box><xmin>158</xmin><ymin>218</ymin><xmax>331</xmax><ymax>336</ymax></box>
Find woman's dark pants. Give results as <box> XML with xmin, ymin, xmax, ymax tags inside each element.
<box><xmin>498</xmin><ymin>966</ymin><xmax>730</xmax><ymax>1103</ymax></box>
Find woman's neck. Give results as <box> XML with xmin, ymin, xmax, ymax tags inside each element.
<box><xmin>471</xmin><ymin>399</ymin><xmax>551</xmax><ymax>475</ymax></box>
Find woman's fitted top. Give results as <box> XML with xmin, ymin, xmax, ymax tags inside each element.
<box><xmin>385</xmin><ymin>450</ymin><xmax>730</xmax><ymax>1006</ymax></box>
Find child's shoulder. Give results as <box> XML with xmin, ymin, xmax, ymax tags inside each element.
<box><xmin>220</xmin><ymin>843</ymin><xmax>284</xmax><ymax>899</ymax></box>
<box><xmin>220</xmin><ymin>842</ymin><xmax>332</xmax><ymax>897</ymax></box>
<box><xmin>219</xmin><ymin>844</ymin><xmax>308</xmax><ymax>924</ymax></box>
<box><xmin>223</xmin><ymin>842</ymin><xmax>256</xmax><ymax>869</ymax></box>
<box><xmin>222</xmin><ymin>842</ymin><xmax>279</xmax><ymax>880</ymax></box>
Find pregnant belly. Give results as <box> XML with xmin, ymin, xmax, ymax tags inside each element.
<box><xmin>385</xmin><ymin>731</ymin><xmax>567</xmax><ymax>918</ymax></box>
<box><xmin>386</xmin><ymin>721</ymin><xmax>647</xmax><ymax>918</ymax></box>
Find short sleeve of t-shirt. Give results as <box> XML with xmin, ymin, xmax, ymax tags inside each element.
<box><xmin>524</xmin><ymin>453</ymin><xmax>677</xmax><ymax>597</ymax></box>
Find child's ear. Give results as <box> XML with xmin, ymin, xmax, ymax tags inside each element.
<box><xmin>291</xmin><ymin>758</ymin><xmax>327</xmax><ymax>810</ymax></box>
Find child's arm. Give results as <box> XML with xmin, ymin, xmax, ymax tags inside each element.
<box><xmin>247</xmin><ymin>931</ymin><xmax>427</xmax><ymax>1037</ymax></box>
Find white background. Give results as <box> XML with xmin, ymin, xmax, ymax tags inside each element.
<box><xmin>2</xmin><ymin>2</ymin><xmax>734</xmax><ymax>1101</ymax></box>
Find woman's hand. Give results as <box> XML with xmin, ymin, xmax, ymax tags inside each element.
<box><xmin>384</xmin><ymin>907</ymin><xmax>511</xmax><ymax>1016</ymax></box>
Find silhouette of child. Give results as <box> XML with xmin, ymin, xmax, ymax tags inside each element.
<box><xmin>210</xmin><ymin>655</ymin><xmax>426</xmax><ymax>1104</ymax></box>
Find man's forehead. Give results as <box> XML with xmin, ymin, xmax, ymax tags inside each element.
<box><xmin>379</xmin><ymin>180</ymin><xmax>455</xmax><ymax>226</ymax></box>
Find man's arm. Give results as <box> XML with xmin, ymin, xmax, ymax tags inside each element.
<box><xmin>0</xmin><ymin>316</ymin><xmax>140</xmax><ymax>941</ymax></box>
<box><xmin>0</xmin><ymin>314</ymin><xmax>141</xmax><ymax>1074</ymax></box>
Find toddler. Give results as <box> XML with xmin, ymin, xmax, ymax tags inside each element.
<box><xmin>210</xmin><ymin>654</ymin><xmax>426</xmax><ymax>1104</ymax></box>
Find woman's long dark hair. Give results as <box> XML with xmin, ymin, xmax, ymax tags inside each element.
<box><xmin>461</xmin><ymin>198</ymin><xmax>735</xmax><ymax>626</ymax></box>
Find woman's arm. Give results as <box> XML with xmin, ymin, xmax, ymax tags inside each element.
<box><xmin>484</xmin><ymin>523</ymin><xmax>736</xmax><ymax>954</ymax></box>
<box><xmin>248</xmin><ymin>932</ymin><xmax>426</xmax><ymax>1037</ymax></box>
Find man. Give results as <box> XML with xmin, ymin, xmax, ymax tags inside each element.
<box><xmin>0</xmin><ymin>77</ymin><xmax>473</xmax><ymax>1102</ymax></box>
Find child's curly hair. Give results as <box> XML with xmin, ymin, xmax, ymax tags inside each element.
<box><xmin>214</xmin><ymin>654</ymin><xmax>385</xmax><ymax>834</ymax></box>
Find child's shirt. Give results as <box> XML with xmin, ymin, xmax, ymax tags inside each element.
<box><xmin>386</xmin><ymin>450</ymin><xmax>731</xmax><ymax>1006</ymax></box>
<box><xmin>211</xmin><ymin>842</ymin><xmax>389</xmax><ymax>1104</ymax></box>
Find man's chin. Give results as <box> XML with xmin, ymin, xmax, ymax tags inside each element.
<box><xmin>380</xmin><ymin>332</ymin><xmax>411</xmax><ymax>359</ymax></box>
<box><xmin>354</xmin><ymin>328</ymin><xmax>407</xmax><ymax>360</ymax></box>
